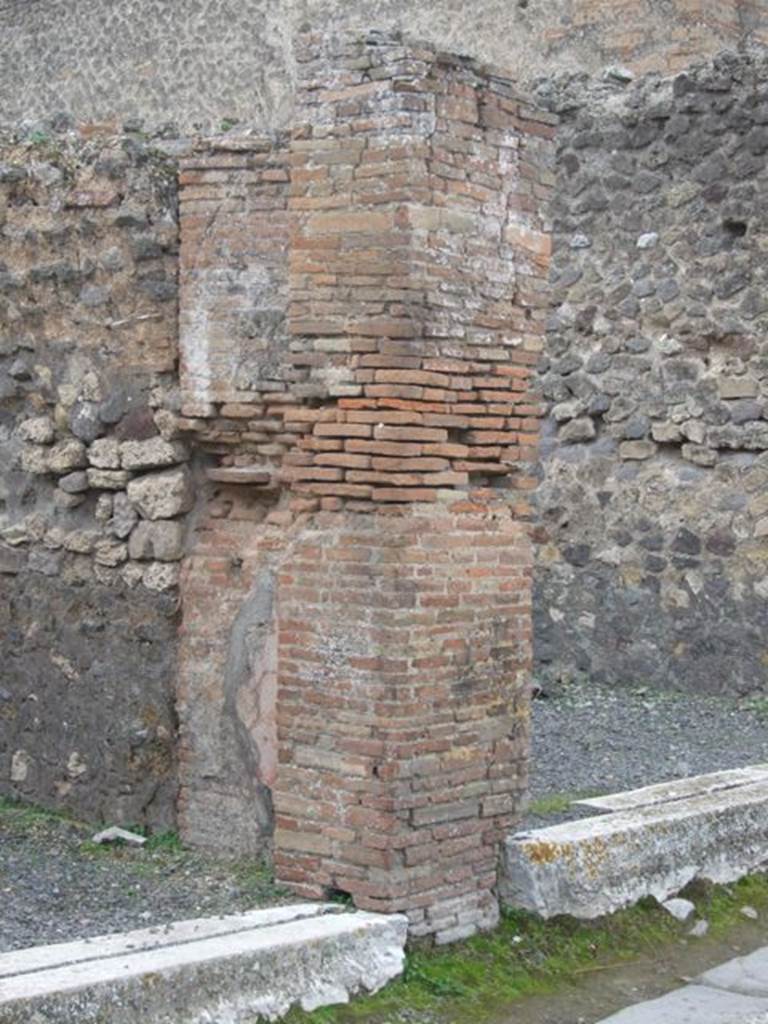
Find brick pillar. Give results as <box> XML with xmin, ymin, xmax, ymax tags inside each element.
<box><xmin>275</xmin><ymin>504</ymin><xmax>533</xmax><ymax>940</ymax></box>
<box><xmin>271</xmin><ymin>33</ymin><xmax>554</xmax><ymax>942</ymax></box>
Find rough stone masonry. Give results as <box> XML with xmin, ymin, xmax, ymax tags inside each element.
<box><xmin>534</xmin><ymin>51</ymin><xmax>768</xmax><ymax>695</ymax></box>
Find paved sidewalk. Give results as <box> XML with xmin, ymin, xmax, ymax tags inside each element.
<box><xmin>597</xmin><ymin>946</ymin><xmax>768</xmax><ymax>1022</ymax></box>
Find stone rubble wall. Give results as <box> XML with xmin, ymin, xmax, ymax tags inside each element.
<box><xmin>0</xmin><ymin>125</ymin><xmax>184</xmax><ymax>825</ymax></box>
<box><xmin>3</xmin><ymin>0</ymin><xmax>768</xmax><ymax>130</ymax></box>
<box><xmin>534</xmin><ymin>51</ymin><xmax>768</xmax><ymax>694</ymax></box>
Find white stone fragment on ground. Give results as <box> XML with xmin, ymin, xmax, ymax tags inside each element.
<box><xmin>741</xmin><ymin>905</ymin><xmax>759</xmax><ymax>920</ymax></box>
<box><xmin>604</xmin><ymin>65</ymin><xmax>634</xmax><ymax>83</ymax></box>
<box><xmin>689</xmin><ymin>919</ymin><xmax>709</xmax><ymax>938</ymax></box>
<box><xmin>662</xmin><ymin>897</ymin><xmax>695</xmax><ymax>922</ymax></box>
<box><xmin>91</xmin><ymin>826</ymin><xmax>147</xmax><ymax>846</ymax></box>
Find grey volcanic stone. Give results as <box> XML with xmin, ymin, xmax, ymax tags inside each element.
<box><xmin>559</xmin><ymin>417</ymin><xmax>596</xmax><ymax>443</ymax></box>
<box><xmin>110</xmin><ymin>493</ymin><xmax>138</xmax><ymax>539</ymax></box>
<box><xmin>98</xmin><ymin>388</ymin><xmax>128</xmax><ymax>424</ymax></box>
<box><xmin>69</xmin><ymin>401</ymin><xmax>105</xmax><ymax>442</ymax></box>
<box><xmin>58</xmin><ymin>471</ymin><xmax>89</xmax><ymax>494</ymax></box>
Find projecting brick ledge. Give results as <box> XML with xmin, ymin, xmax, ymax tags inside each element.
<box><xmin>0</xmin><ymin>904</ymin><xmax>407</xmax><ymax>1024</ymax></box>
<box><xmin>501</xmin><ymin>779</ymin><xmax>768</xmax><ymax>919</ymax></box>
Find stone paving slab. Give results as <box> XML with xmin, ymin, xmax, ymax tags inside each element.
<box><xmin>0</xmin><ymin>903</ymin><xmax>407</xmax><ymax>1023</ymax></box>
<box><xmin>502</xmin><ymin>780</ymin><xmax>768</xmax><ymax>918</ymax></box>
<box><xmin>700</xmin><ymin>947</ymin><xmax>768</xmax><ymax>999</ymax></box>
<box><xmin>595</xmin><ymin>983</ymin><xmax>768</xmax><ymax>1023</ymax></box>
<box><xmin>574</xmin><ymin>765</ymin><xmax>768</xmax><ymax>814</ymax></box>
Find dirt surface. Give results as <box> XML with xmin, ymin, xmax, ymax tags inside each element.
<box><xmin>493</xmin><ymin>918</ymin><xmax>768</xmax><ymax>1024</ymax></box>
<box><xmin>0</xmin><ymin>803</ymin><xmax>289</xmax><ymax>952</ymax></box>
<box><xmin>523</xmin><ymin>679</ymin><xmax>768</xmax><ymax>830</ymax></box>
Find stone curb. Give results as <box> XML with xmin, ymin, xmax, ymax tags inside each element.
<box><xmin>502</xmin><ymin>770</ymin><xmax>768</xmax><ymax>918</ymax></box>
<box><xmin>0</xmin><ymin>903</ymin><xmax>407</xmax><ymax>1023</ymax></box>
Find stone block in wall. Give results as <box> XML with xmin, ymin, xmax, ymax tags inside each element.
<box><xmin>128</xmin><ymin>521</ymin><xmax>185</xmax><ymax>562</ymax></box>
<box><xmin>127</xmin><ymin>467</ymin><xmax>194</xmax><ymax>520</ymax></box>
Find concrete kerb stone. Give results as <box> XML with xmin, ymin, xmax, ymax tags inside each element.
<box><xmin>0</xmin><ymin>904</ymin><xmax>407</xmax><ymax>1024</ymax></box>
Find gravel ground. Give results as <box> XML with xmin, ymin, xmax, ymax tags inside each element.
<box><xmin>0</xmin><ymin>806</ymin><xmax>291</xmax><ymax>953</ymax></box>
<box><xmin>3</xmin><ymin>679</ymin><xmax>768</xmax><ymax>952</ymax></box>
<box><xmin>523</xmin><ymin>678</ymin><xmax>768</xmax><ymax>830</ymax></box>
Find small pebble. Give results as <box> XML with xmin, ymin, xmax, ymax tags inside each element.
<box><xmin>741</xmin><ymin>905</ymin><xmax>759</xmax><ymax>920</ymax></box>
<box><xmin>689</xmin><ymin>919</ymin><xmax>709</xmax><ymax>938</ymax></box>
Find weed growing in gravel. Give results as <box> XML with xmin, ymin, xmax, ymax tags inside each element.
<box><xmin>231</xmin><ymin>860</ymin><xmax>290</xmax><ymax>903</ymax></box>
<box><xmin>526</xmin><ymin>791</ymin><xmax>601</xmax><ymax>816</ymax></box>
<box><xmin>0</xmin><ymin>796</ymin><xmax>76</xmax><ymax>831</ymax></box>
<box><xmin>144</xmin><ymin>830</ymin><xmax>184</xmax><ymax>853</ymax></box>
<box><xmin>284</xmin><ymin>873</ymin><xmax>768</xmax><ymax>1024</ymax></box>
<box><xmin>739</xmin><ymin>696</ymin><xmax>768</xmax><ymax>721</ymax></box>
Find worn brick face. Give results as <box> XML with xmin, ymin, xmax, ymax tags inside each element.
<box><xmin>173</xmin><ymin>31</ymin><xmax>551</xmax><ymax>941</ymax></box>
<box><xmin>273</xmin><ymin>504</ymin><xmax>533</xmax><ymax>939</ymax></box>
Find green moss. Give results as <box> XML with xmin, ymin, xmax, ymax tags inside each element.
<box><xmin>284</xmin><ymin>873</ymin><xmax>768</xmax><ymax>1024</ymax></box>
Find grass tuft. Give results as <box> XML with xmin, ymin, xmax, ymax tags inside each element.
<box><xmin>526</xmin><ymin>790</ymin><xmax>600</xmax><ymax>816</ymax></box>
